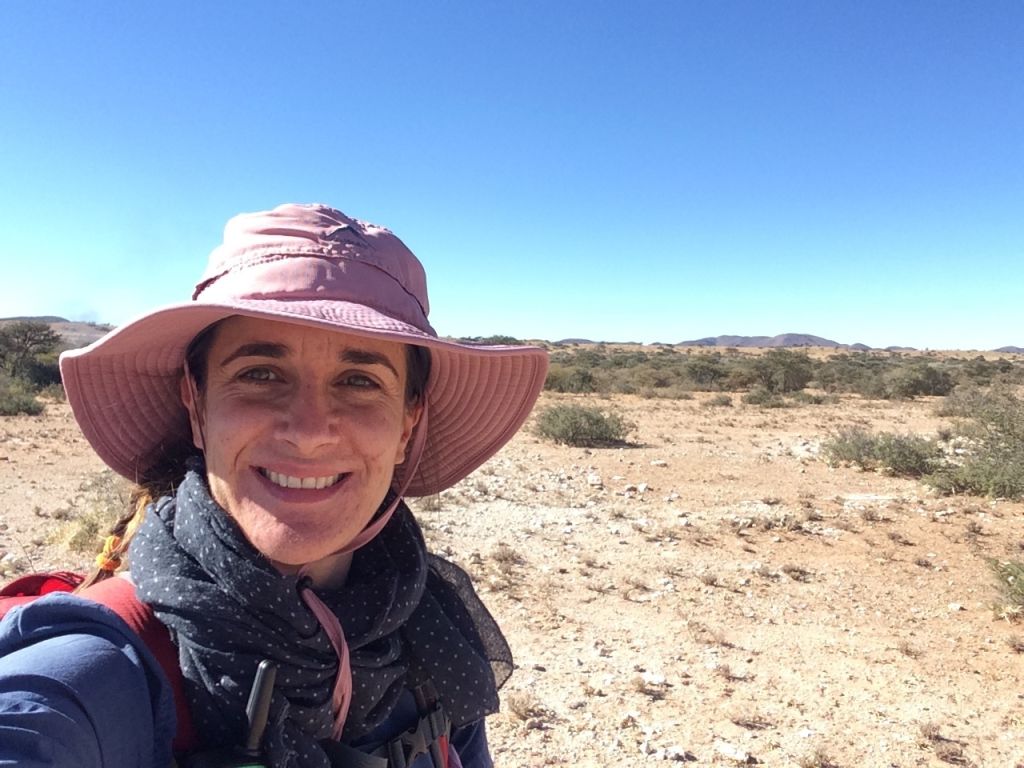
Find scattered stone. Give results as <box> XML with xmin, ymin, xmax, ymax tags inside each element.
<box><xmin>587</xmin><ymin>473</ymin><xmax>603</xmax><ymax>488</ymax></box>
<box><xmin>651</xmin><ymin>459</ymin><xmax>668</xmax><ymax>467</ymax></box>
<box><xmin>715</xmin><ymin>740</ymin><xmax>758</xmax><ymax>763</ymax></box>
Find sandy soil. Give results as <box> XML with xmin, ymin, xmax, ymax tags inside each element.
<box><xmin>2</xmin><ymin>393</ymin><xmax>1022</xmax><ymax>767</ymax></box>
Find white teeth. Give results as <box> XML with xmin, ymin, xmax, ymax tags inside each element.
<box><xmin>263</xmin><ymin>469</ymin><xmax>340</xmax><ymax>490</ymax></box>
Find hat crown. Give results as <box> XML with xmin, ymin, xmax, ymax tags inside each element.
<box><xmin>194</xmin><ymin>204</ymin><xmax>430</xmax><ymax>328</ymax></box>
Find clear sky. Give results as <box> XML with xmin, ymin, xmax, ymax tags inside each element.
<box><xmin>1</xmin><ymin>1</ymin><xmax>1021</xmax><ymax>350</ymax></box>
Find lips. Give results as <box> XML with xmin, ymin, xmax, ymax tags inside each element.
<box><xmin>258</xmin><ymin>468</ymin><xmax>346</xmax><ymax>490</ymax></box>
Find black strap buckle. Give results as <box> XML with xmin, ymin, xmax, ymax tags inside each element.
<box><xmin>384</xmin><ymin>683</ymin><xmax>451</xmax><ymax>768</ymax></box>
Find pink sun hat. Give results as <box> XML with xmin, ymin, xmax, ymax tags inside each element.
<box><xmin>59</xmin><ymin>203</ymin><xmax>548</xmax><ymax>496</ymax></box>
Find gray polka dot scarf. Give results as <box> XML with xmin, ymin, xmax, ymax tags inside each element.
<box><xmin>130</xmin><ymin>469</ymin><xmax>511</xmax><ymax>767</ymax></box>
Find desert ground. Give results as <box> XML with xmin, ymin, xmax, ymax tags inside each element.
<box><xmin>1</xmin><ymin>391</ymin><xmax>1022</xmax><ymax>767</ymax></box>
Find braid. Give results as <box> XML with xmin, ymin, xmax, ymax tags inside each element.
<box><xmin>76</xmin><ymin>322</ymin><xmax>219</xmax><ymax>591</ymax></box>
<box><xmin>76</xmin><ymin>443</ymin><xmax>200</xmax><ymax>590</ymax></box>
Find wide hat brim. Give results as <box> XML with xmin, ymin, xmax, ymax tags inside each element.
<box><xmin>60</xmin><ymin>299</ymin><xmax>548</xmax><ymax>497</ymax></box>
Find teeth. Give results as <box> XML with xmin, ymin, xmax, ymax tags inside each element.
<box><xmin>263</xmin><ymin>469</ymin><xmax>340</xmax><ymax>490</ymax></box>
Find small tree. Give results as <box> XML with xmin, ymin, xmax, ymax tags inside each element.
<box><xmin>748</xmin><ymin>349</ymin><xmax>814</xmax><ymax>394</ymax></box>
<box><xmin>0</xmin><ymin>321</ymin><xmax>61</xmax><ymax>381</ymax></box>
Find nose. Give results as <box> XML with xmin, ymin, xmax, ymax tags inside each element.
<box><xmin>278</xmin><ymin>386</ymin><xmax>339</xmax><ymax>453</ymax></box>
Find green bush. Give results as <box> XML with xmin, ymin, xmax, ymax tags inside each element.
<box><xmin>823</xmin><ymin>428</ymin><xmax>941</xmax><ymax>477</ymax></box>
<box><xmin>545</xmin><ymin>364</ymin><xmax>598</xmax><ymax>393</ymax></box>
<box><xmin>873</xmin><ymin>433</ymin><xmax>943</xmax><ymax>476</ymax></box>
<box><xmin>988</xmin><ymin>558</ymin><xmax>1024</xmax><ymax>621</ymax></box>
<box><xmin>928</xmin><ymin>386</ymin><xmax>1024</xmax><ymax>498</ymax></box>
<box><xmin>704</xmin><ymin>394</ymin><xmax>732</xmax><ymax>408</ymax></box>
<box><xmin>0</xmin><ymin>375</ymin><xmax>43</xmax><ymax>416</ymax></box>
<box><xmin>741</xmin><ymin>387</ymin><xmax>788</xmax><ymax>407</ymax></box>
<box><xmin>534</xmin><ymin>404</ymin><xmax>635</xmax><ymax>447</ymax></box>
<box><xmin>790</xmin><ymin>390</ymin><xmax>837</xmax><ymax>405</ymax></box>
<box><xmin>886</xmin><ymin>363</ymin><xmax>954</xmax><ymax>398</ymax></box>
<box><xmin>746</xmin><ymin>349</ymin><xmax>814</xmax><ymax>394</ymax></box>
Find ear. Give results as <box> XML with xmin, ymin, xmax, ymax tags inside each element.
<box><xmin>179</xmin><ymin>373</ymin><xmax>205</xmax><ymax>451</ymax></box>
<box><xmin>394</xmin><ymin>401</ymin><xmax>424</xmax><ymax>466</ymax></box>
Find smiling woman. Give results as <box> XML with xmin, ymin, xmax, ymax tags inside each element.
<box><xmin>185</xmin><ymin>317</ymin><xmax>423</xmax><ymax>584</ymax></box>
<box><xmin>0</xmin><ymin>204</ymin><xmax>548</xmax><ymax>768</ymax></box>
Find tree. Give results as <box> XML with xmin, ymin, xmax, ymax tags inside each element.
<box><xmin>0</xmin><ymin>321</ymin><xmax>61</xmax><ymax>380</ymax></box>
<box><xmin>749</xmin><ymin>349</ymin><xmax>814</xmax><ymax>393</ymax></box>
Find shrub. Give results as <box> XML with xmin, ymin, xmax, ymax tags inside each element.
<box><xmin>790</xmin><ymin>391</ymin><xmax>837</xmax><ymax>405</ymax></box>
<box><xmin>746</xmin><ymin>349</ymin><xmax>814</xmax><ymax>394</ymax></box>
<box><xmin>534</xmin><ymin>404</ymin><xmax>635</xmax><ymax>447</ymax></box>
<box><xmin>823</xmin><ymin>428</ymin><xmax>941</xmax><ymax>477</ymax></box>
<box><xmin>742</xmin><ymin>387</ymin><xmax>787</xmax><ymax>408</ymax></box>
<box><xmin>704</xmin><ymin>394</ymin><xmax>732</xmax><ymax>408</ymax></box>
<box><xmin>38</xmin><ymin>382</ymin><xmax>66</xmax><ymax>402</ymax></box>
<box><xmin>988</xmin><ymin>558</ymin><xmax>1024</xmax><ymax>621</ymax></box>
<box><xmin>873</xmin><ymin>433</ymin><xmax>943</xmax><ymax>476</ymax></box>
<box><xmin>929</xmin><ymin>450</ymin><xmax>1024</xmax><ymax>499</ymax></box>
<box><xmin>545</xmin><ymin>364</ymin><xmax>598</xmax><ymax>393</ymax></box>
<box><xmin>886</xmin><ymin>363</ymin><xmax>955</xmax><ymax>398</ymax></box>
<box><xmin>0</xmin><ymin>375</ymin><xmax>43</xmax><ymax>416</ymax></box>
<box><xmin>928</xmin><ymin>386</ymin><xmax>1024</xmax><ymax>498</ymax></box>
<box><xmin>822</xmin><ymin>428</ymin><xmax>879</xmax><ymax>467</ymax></box>
<box><xmin>685</xmin><ymin>357</ymin><xmax>728</xmax><ymax>389</ymax></box>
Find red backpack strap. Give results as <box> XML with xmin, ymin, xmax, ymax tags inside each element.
<box><xmin>80</xmin><ymin>577</ymin><xmax>199</xmax><ymax>755</ymax></box>
<box><xmin>0</xmin><ymin>571</ymin><xmax>83</xmax><ymax>603</ymax></box>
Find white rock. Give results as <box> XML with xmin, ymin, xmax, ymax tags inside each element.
<box><xmin>650</xmin><ymin>459</ymin><xmax>668</xmax><ymax>467</ymax></box>
<box><xmin>587</xmin><ymin>473</ymin><xmax>603</xmax><ymax>488</ymax></box>
<box><xmin>714</xmin><ymin>740</ymin><xmax>751</xmax><ymax>762</ymax></box>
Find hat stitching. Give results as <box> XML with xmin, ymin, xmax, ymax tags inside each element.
<box><xmin>193</xmin><ymin>248</ymin><xmax>420</xmax><ymax>308</ymax></box>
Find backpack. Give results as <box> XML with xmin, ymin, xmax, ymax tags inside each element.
<box><xmin>0</xmin><ymin>571</ymin><xmax>199</xmax><ymax>754</ymax></box>
<box><xmin>0</xmin><ymin>572</ymin><xmax>452</xmax><ymax>767</ymax></box>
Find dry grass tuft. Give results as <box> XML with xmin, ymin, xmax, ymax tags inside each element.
<box><xmin>798</xmin><ymin>747</ymin><xmax>841</xmax><ymax>768</ymax></box>
<box><xmin>781</xmin><ymin>563</ymin><xmax>813</xmax><ymax>582</ymax></box>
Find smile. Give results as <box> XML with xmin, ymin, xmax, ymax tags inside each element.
<box><xmin>258</xmin><ymin>468</ymin><xmax>344</xmax><ymax>490</ymax></box>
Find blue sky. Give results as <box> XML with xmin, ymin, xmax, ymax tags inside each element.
<box><xmin>1</xmin><ymin>1</ymin><xmax>1021</xmax><ymax>350</ymax></box>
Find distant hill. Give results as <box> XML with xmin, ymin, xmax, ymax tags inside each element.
<box><xmin>0</xmin><ymin>316</ymin><xmax>112</xmax><ymax>349</ymax></box>
<box><xmin>677</xmin><ymin>333</ymin><xmax>862</xmax><ymax>349</ymax></box>
<box><xmin>995</xmin><ymin>346</ymin><xmax>1024</xmax><ymax>354</ymax></box>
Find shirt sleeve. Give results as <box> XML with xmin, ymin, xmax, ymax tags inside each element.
<box><xmin>0</xmin><ymin>593</ymin><xmax>175</xmax><ymax>768</ymax></box>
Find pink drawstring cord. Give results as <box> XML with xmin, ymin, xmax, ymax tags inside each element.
<box><xmin>298</xmin><ymin>404</ymin><xmax>429</xmax><ymax>739</ymax></box>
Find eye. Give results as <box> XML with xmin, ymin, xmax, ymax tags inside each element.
<box><xmin>340</xmin><ymin>372</ymin><xmax>379</xmax><ymax>389</ymax></box>
<box><xmin>238</xmin><ymin>367</ymin><xmax>280</xmax><ymax>383</ymax></box>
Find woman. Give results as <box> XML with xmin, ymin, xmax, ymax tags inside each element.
<box><xmin>0</xmin><ymin>204</ymin><xmax>548</xmax><ymax>767</ymax></box>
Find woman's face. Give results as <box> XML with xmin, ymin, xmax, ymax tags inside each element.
<box><xmin>181</xmin><ymin>316</ymin><xmax>421</xmax><ymax>571</ymax></box>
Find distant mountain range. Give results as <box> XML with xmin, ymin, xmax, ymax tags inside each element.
<box><xmin>557</xmin><ymin>332</ymin><xmax>1023</xmax><ymax>353</ymax></box>
<box><xmin>678</xmin><ymin>333</ymin><xmax>870</xmax><ymax>349</ymax></box>
<box><xmin>4</xmin><ymin>318</ymin><xmax>1022</xmax><ymax>354</ymax></box>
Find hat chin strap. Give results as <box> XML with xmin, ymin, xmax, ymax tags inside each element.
<box><xmin>337</xmin><ymin>401</ymin><xmax>429</xmax><ymax>555</ymax></box>
<box><xmin>297</xmin><ymin>402</ymin><xmax>429</xmax><ymax>739</ymax></box>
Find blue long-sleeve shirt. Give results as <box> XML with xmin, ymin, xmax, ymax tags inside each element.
<box><xmin>0</xmin><ymin>595</ymin><xmax>491</xmax><ymax>767</ymax></box>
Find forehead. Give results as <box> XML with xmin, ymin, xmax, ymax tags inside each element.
<box><xmin>209</xmin><ymin>315</ymin><xmax>408</xmax><ymax>365</ymax></box>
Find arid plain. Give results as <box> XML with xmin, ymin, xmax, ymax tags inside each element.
<box><xmin>1</xmin><ymin>382</ymin><xmax>1022</xmax><ymax>767</ymax></box>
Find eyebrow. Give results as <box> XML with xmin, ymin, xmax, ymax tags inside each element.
<box><xmin>220</xmin><ymin>342</ymin><xmax>399</xmax><ymax>378</ymax></box>
<box><xmin>340</xmin><ymin>349</ymin><xmax>399</xmax><ymax>378</ymax></box>
<box><xmin>220</xmin><ymin>343</ymin><xmax>287</xmax><ymax>366</ymax></box>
